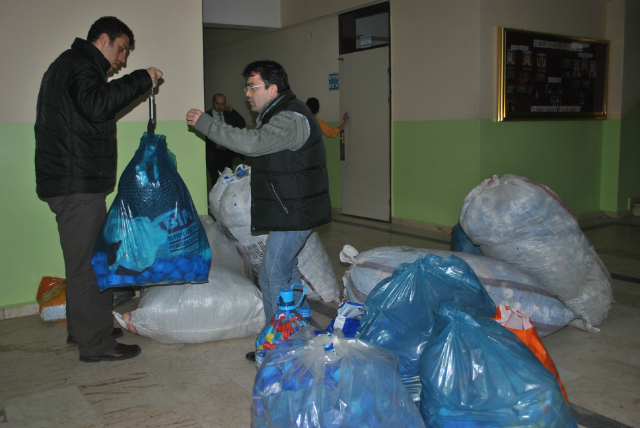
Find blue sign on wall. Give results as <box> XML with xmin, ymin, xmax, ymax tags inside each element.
<box><xmin>329</xmin><ymin>73</ymin><xmax>339</xmax><ymax>90</ymax></box>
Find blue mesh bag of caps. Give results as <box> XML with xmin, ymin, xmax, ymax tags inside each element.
<box><xmin>252</xmin><ymin>325</ymin><xmax>425</xmax><ymax>428</ymax></box>
<box><xmin>91</xmin><ymin>132</ymin><xmax>211</xmax><ymax>291</ymax></box>
<box><xmin>419</xmin><ymin>302</ymin><xmax>577</xmax><ymax>428</ymax></box>
<box><xmin>355</xmin><ymin>254</ymin><xmax>496</xmax><ymax>402</ymax></box>
<box><xmin>450</xmin><ymin>223</ymin><xmax>481</xmax><ymax>255</ymax></box>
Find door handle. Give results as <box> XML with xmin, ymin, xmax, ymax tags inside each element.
<box><xmin>340</xmin><ymin>130</ymin><xmax>345</xmax><ymax>161</ymax></box>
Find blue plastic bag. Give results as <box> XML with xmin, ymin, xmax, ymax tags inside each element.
<box><xmin>450</xmin><ymin>223</ymin><xmax>481</xmax><ymax>255</ymax></box>
<box><xmin>419</xmin><ymin>303</ymin><xmax>577</xmax><ymax>428</ymax></box>
<box><xmin>252</xmin><ymin>326</ymin><xmax>425</xmax><ymax>428</ymax></box>
<box><xmin>91</xmin><ymin>133</ymin><xmax>211</xmax><ymax>291</ymax></box>
<box><xmin>355</xmin><ymin>254</ymin><xmax>496</xmax><ymax>401</ymax></box>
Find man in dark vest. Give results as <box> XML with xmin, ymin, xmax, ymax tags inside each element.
<box><xmin>35</xmin><ymin>16</ymin><xmax>163</xmax><ymax>362</ymax></box>
<box><xmin>204</xmin><ymin>93</ymin><xmax>246</xmax><ymax>182</ymax></box>
<box><xmin>186</xmin><ymin>61</ymin><xmax>331</xmax><ymax>362</ymax></box>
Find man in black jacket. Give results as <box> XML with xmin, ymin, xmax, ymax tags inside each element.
<box><xmin>35</xmin><ymin>16</ymin><xmax>162</xmax><ymax>362</ymax></box>
<box><xmin>204</xmin><ymin>93</ymin><xmax>246</xmax><ymax>182</ymax></box>
<box><xmin>187</xmin><ymin>61</ymin><xmax>331</xmax><ymax>362</ymax></box>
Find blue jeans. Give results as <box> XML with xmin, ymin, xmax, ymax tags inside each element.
<box><xmin>259</xmin><ymin>229</ymin><xmax>312</xmax><ymax>323</ymax></box>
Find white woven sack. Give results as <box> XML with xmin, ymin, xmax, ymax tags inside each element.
<box><xmin>113</xmin><ymin>268</ymin><xmax>264</xmax><ymax>344</ymax></box>
<box><xmin>210</xmin><ymin>165</ymin><xmax>339</xmax><ymax>303</ymax></box>
<box><xmin>459</xmin><ymin>174</ymin><xmax>612</xmax><ymax>331</ymax></box>
<box><xmin>340</xmin><ymin>245</ymin><xmax>577</xmax><ymax>337</ymax></box>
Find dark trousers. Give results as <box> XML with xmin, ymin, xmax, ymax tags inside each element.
<box><xmin>47</xmin><ymin>193</ymin><xmax>117</xmax><ymax>357</ymax></box>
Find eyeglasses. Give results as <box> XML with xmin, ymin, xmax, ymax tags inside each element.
<box><xmin>243</xmin><ymin>84</ymin><xmax>264</xmax><ymax>93</ymax></box>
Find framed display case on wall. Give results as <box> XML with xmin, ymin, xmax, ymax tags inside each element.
<box><xmin>498</xmin><ymin>28</ymin><xmax>608</xmax><ymax>121</ymax></box>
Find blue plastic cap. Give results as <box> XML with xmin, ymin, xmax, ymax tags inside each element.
<box><xmin>278</xmin><ymin>288</ymin><xmax>294</xmax><ymax>311</ymax></box>
<box><xmin>298</xmin><ymin>307</ymin><xmax>311</xmax><ymax>318</ymax></box>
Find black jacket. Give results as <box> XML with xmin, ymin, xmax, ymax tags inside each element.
<box><xmin>251</xmin><ymin>91</ymin><xmax>331</xmax><ymax>232</ymax></box>
<box><xmin>35</xmin><ymin>38</ymin><xmax>152</xmax><ymax>198</ymax></box>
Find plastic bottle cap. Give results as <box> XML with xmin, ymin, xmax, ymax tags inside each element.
<box><xmin>278</xmin><ymin>289</ymin><xmax>295</xmax><ymax>310</ymax></box>
<box><xmin>298</xmin><ymin>307</ymin><xmax>311</xmax><ymax>318</ymax></box>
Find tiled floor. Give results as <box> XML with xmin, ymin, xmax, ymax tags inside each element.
<box><xmin>0</xmin><ymin>214</ymin><xmax>638</xmax><ymax>427</ymax></box>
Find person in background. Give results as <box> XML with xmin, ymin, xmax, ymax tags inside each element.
<box><xmin>186</xmin><ymin>61</ymin><xmax>331</xmax><ymax>363</ymax></box>
<box><xmin>204</xmin><ymin>93</ymin><xmax>246</xmax><ymax>181</ymax></box>
<box><xmin>305</xmin><ymin>97</ymin><xmax>350</xmax><ymax>138</ymax></box>
<box><xmin>35</xmin><ymin>16</ymin><xmax>163</xmax><ymax>362</ymax></box>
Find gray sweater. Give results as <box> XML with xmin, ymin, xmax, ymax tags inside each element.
<box><xmin>194</xmin><ymin>96</ymin><xmax>310</xmax><ymax>157</ymax></box>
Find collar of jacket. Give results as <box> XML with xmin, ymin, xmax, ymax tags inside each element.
<box><xmin>256</xmin><ymin>90</ymin><xmax>296</xmax><ymax>129</ymax></box>
<box><xmin>71</xmin><ymin>38</ymin><xmax>111</xmax><ymax>74</ymax></box>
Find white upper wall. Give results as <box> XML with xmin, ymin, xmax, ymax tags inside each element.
<box><xmin>0</xmin><ymin>0</ymin><xmax>204</xmax><ymax>124</ymax></box>
<box><xmin>203</xmin><ymin>0</ymin><xmax>281</xmax><ymax>29</ymax></box>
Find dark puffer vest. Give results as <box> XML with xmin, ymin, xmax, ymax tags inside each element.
<box><xmin>251</xmin><ymin>91</ymin><xmax>331</xmax><ymax>233</ymax></box>
<box><xmin>35</xmin><ymin>38</ymin><xmax>151</xmax><ymax>198</ymax></box>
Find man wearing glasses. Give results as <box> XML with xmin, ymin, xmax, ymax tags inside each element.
<box><xmin>186</xmin><ymin>61</ymin><xmax>331</xmax><ymax>362</ymax></box>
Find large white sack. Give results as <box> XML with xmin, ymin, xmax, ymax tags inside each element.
<box><xmin>113</xmin><ymin>216</ymin><xmax>264</xmax><ymax>344</ymax></box>
<box><xmin>210</xmin><ymin>165</ymin><xmax>340</xmax><ymax>303</ymax></box>
<box><xmin>459</xmin><ymin>174</ymin><xmax>612</xmax><ymax>331</ymax></box>
<box><xmin>113</xmin><ymin>269</ymin><xmax>264</xmax><ymax>344</ymax></box>
<box><xmin>340</xmin><ymin>245</ymin><xmax>577</xmax><ymax>337</ymax></box>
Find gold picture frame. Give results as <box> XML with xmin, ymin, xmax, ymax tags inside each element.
<box><xmin>498</xmin><ymin>28</ymin><xmax>608</xmax><ymax>121</ymax></box>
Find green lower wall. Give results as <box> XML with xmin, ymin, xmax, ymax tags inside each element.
<box><xmin>0</xmin><ymin>120</ymin><xmax>207</xmax><ymax>308</ymax></box>
<box><xmin>391</xmin><ymin>117</ymin><xmax>631</xmax><ymax>228</ymax></box>
<box><xmin>392</xmin><ymin>119</ymin><xmax>481</xmax><ymax>227</ymax></box>
<box><xmin>479</xmin><ymin>120</ymin><xmax>603</xmax><ymax>216</ymax></box>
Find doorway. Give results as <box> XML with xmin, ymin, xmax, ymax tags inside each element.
<box><xmin>338</xmin><ymin>3</ymin><xmax>390</xmax><ymax>221</ymax></box>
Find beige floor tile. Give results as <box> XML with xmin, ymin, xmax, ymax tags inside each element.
<box><xmin>565</xmin><ymin>375</ymin><xmax>640</xmax><ymax>427</ymax></box>
<box><xmin>3</xmin><ymin>385</ymin><xmax>105</xmax><ymax>428</ymax></box>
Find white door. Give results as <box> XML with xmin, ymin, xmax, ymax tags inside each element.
<box><xmin>340</xmin><ymin>46</ymin><xmax>390</xmax><ymax>221</ymax></box>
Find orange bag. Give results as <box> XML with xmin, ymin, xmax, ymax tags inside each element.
<box><xmin>36</xmin><ymin>276</ymin><xmax>67</xmax><ymax>322</ymax></box>
<box><xmin>493</xmin><ymin>304</ymin><xmax>568</xmax><ymax>402</ymax></box>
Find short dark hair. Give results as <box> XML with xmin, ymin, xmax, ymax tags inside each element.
<box><xmin>242</xmin><ymin>60</ymin><xmax>290</xmax><ymax>93</ymax></box>
<box><xmin>213</xmin><ymin>93</ymin><xmax>226</xmax><ymax>102</ymax></box>
<box><xmin>87</xmin><ymin>16</ymin><xmax>135</xmax><ymax>49</ymax></box>
<box><xmin>306</xmin><ymin>98</ymin><xmax>320</xmax><ymax>115</ymax></box>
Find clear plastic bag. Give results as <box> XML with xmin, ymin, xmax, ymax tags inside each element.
<box><xmin>459</xmin><ymin>174</ymin><xmax>612</xmax><ymax>331</ymax></box>
<box><xmin>355</xmin><ymin>254</ymin><xmax>496</xmax><ymax>401</ymax></box>
<box><xmin>419</xmin><ymin>303</ymin><xmax>577</xmax><ymax>428</ymax></box>
<box><xmin>91</xmin><ymin>133</ymin><xmax>211</xmax><ymax>290</ymax></box>
<box><xmin>252</xmin><ymin>326</ymin><xmax>425</xmax><ymax>428</ymax></box>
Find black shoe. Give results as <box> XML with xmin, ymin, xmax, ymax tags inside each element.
<box><xmin>67</xmin><ymin>328</ymin><xmax>124</xmax><ymax>346</ymax></box>
<box><xmin>79</xmin><ymin>343</ymin><xmax>141</xmax><ymax>363</ymax></box>
<box><xmin>246</xmin><ymin>351</ymin><xmax>256</xmax><ymax>362</ymax></box>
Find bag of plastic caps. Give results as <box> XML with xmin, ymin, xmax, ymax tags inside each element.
<box><xmin>113</xmin><ymin>215</ymin><xmax>263</xmax><ymax>344</ymax></box>
<box><xmin>36</xmin><ymin>276</ymin><xmax>66</xmax><ymax>322</ymax></box>
<box><xmin>356</xmin><ymin>254</ymin><xmax>496</xmax><ymax>401</ymax></box>
<box><xmin>419</xmin><ymin>303</ymin><xmax>577</xmax><ymax>428</ymax></box>
<box><xmin>459</xmin><ymin>174</ymin><xmax>612</xmax><ymax>331</ymax></box>
<box><xmin>450</xmin><ymin>223</ymin><xmax>481</xmax><ymax>255</ymax></box>
<box><xmin>92</xmin><ymin>133</ymin><xmax>211</xmax><ymax>291</ymax></box>
<box><xmin>252</xmin><ymin>326</ymin><xmax>425</xmax><ymax>428</ymax></box>
<box><xmin>341</xmin><ymin>245</ymin><xmax>577</xmax><ymax>337</ymax></box>
<box><xmin>493</xmin><ymin>304</ymin><xmax>568</xmax><ymax>402</ymax></box>
<box><xmin>210</xmin><ymin>165</ymin><xmax>339</xmax><ymax>303</ymax></box>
